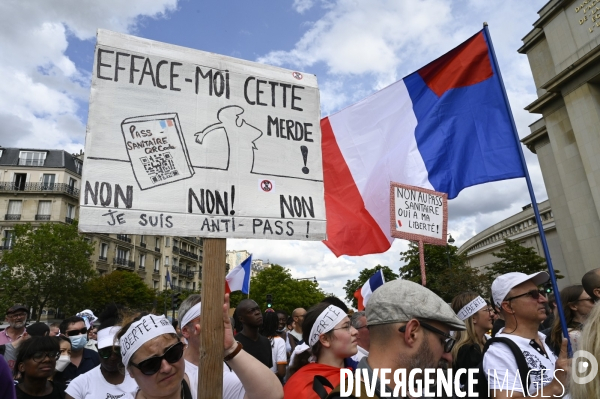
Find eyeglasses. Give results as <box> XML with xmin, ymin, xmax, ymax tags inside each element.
<box><xmin>130</xmin><ymin>342</ymin><xmax>184</xmax><ymax>375</ymax></box>
<box><xmin>355</xmin><ymin>325</ymin><xmax>368</xmax><ymax>330</ymax></box>
<box><xmin>399</xmin><ymin>321</ymin><xmax>455</xmax><ymax>353</ymax></box>
<box><xmin>504</xmin><ymin>289</ymin><xmax>545</xmax><ymax>302</ymax></box>
<box><xmin>9</xmin><ymin>312</ymin><xmax>27</xmax><ymax>319</ymax></box>
<box><xmin>31</xmin><ymin>351</ymin><xmax>60</xmax><ymax>363</ymax></box>
<box><xmin>65</xmin><ymin>327</ymin><xmax>88</xmax><ymax>337</ymax></box>
<box><xmin>332</xmin><ymin>322</ymin><xmax>353</xmax><ymax>332</ymax></box>
<box><xmin>97</xmin><ymin>346</ymin><xmax>121</xmax><ymax>359</ymax></box>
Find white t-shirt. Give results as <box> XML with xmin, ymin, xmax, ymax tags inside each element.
<box><xmin>185</xmin><ymin>359</ymin><xmax>245</xmax><ymax>399</ymax></box>
<box><xmin>483</xmin><ymin>329</ymin><xmax>557</xmax><ymax>394</ymax></box>
<box><xmin>270</xmin><ymin>336</ymin><xmax>287</xmax><ymax>373</ymax></box>
<box><xmin>65</xmin><ymin>365</ymin><xmax>138</xmax><ymax>399</ymax></box>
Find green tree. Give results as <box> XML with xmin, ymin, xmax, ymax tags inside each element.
<box><xmin>0</xmin><ymin>222</ymin><xmax>96</xmax><ymax>320</ymax></box>
<box><xmin>235</xmin><ymin>265</ymin><xmax>325</xmax><ymax>314</ymax></box>
<box><xmin>486</xmin><ymin>238</ymin><xmax>563</xmax><ymax>287</ymax></box>
<box><xmin>84</xmin><ymin>270</ymin><xmax>156</xmax><ymax>314</ymax></box>
<box><xmin>343</xmin><ymin>265</ymin><xmax>399</xmax><ymax>308</ymax></box>
<box><xmin>399</xmin><ymin>242</ymin><xmax>487</xmax><ymax>302</ymax></box>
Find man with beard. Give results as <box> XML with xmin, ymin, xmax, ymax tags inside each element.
<box><xmin>0</xmin><ymin>305</ymin><xmax>29</xmax><ymax>345</ymax></box>
<box><xmin>236</xmin><ymin>299</ymin><xmax>273</xmax><ymax>369</ymax></box>
<box><xmin>341</xmin><ymin>279</ymin><xmax>465</xmax><ymax>398</ymax></box>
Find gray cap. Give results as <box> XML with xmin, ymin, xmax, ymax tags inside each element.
<box><xmin>366</xmin><ymin>279</ymin><xmax>465</xmax><ymax>330</ymax></box>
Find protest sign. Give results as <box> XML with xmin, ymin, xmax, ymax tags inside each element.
<box><xmin>390</xmin><ymin>182</ymin><xmax>448</xmax><ymax>286</ymax></box>
<box><xmin>80</xmin><ymin>30</ymin><xmax>325</xmax><ymax>240</ymax></box>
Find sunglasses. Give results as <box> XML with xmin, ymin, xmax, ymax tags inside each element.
<box><xmin>130</xmin><ymin>342</ymin><xmax>184</xmax><ymax>375</ymax></box>
<box><xmin>65</xmin><ymin>327</ymin><xmax>88</xmax><ymax>337</ymax></box>
<box><xmin>31</xmin><ymin>351</ymin><xmax>60</xmax><ymax>363</ymax></box>
<box><xmin>399</xmin><ymin>321</ymin><xmax>455</xmax><ymax>353</ymax></box>
<box><xmin>97</xmin><ymin>346</ymin><xmax>121</xmax><ymax>359</ymax></box>
<box><xmin>504</xmin><ymin>289</ymin><xmax>545</xmax><ymax>302</ymax></box>
<box><xmin>571</xmin><ymin>298</ymin><xmax>594</xmax><ymax>304</ymax></box>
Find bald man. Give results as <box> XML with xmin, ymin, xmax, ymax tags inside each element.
<box><xmin>582</xmin><ymin>267</ymin><xmax>600</xmax><ymax>301</ymax></box>
<box><xmin>289</xmin><ymin>308</ymin><xmax>306</xmax><ymax>344</ymax></box>
<box><xmin>235</xmin><ymin>299</ymin><xmax>272</xmax><ymax>368</ymax></box>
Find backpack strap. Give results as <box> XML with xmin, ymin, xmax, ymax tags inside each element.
<box><xmin>483</xmin><ymin>337</ymin><xmax>531</xmax><ymax>394</ymax></box>
<box><xmin>313</xmin><ymin>375</ymin><xmax>335</xmax><ymax>399</ymax></box>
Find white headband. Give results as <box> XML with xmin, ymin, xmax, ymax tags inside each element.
<box><xmin>457</xmin><ymin>296</ymin><xmax>487</xmax><ymax>321</ymax></box>
<box><xmin>309</xmin><ymin>305</ymin><xmax>346</xmax><ymax>347</ymax></box>
<box><xmin>181</xmin><ymin>303</ymin><xmax>201</xmax><ymax>329</ymax></box>
<box><xmin>119</xmin><ymin>314</ymin><xmax>176</xmax><ymax>367</ymax></box>
<box><xmin>76</xmin><ymin>309</ymin><xmax>98</xmax><ymax>330</ymax></box>
<box><xmin>97</xmin><ymin>326</ymin><xmax>121</xmax><ymax>349</ymax></box>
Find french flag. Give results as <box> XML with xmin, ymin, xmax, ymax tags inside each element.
<box><xmin>225</xmin><ymin>256</ymin><xmax>252</xmax><ymax>294</ymax></box>
<box><xmin>354</xmin><ymin>270</ymin><xmax>385</xmax><ymax>311</ymax></box>
<box><xmin>322</xmin><ymin>29</ymin><xmax>525</xmax><ymax>257</ymax></box>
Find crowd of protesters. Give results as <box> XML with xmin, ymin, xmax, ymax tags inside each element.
<box><xmin>1</xmin><ymin>266</ymin><xmax>600</xmax><ymax>398</ymax></box>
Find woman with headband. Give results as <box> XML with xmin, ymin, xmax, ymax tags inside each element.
<box><xmin>284</xmin><ymin>302</ymin><xmax>358</xmax><ymax>398</ymax></box>
<box><xmin>450</xmin><ymin>292</ymin><xmax>494</xmax><ymax>388</ymax></box>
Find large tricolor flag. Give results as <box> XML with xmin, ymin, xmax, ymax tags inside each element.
<box><xmin>354</xmin><ymin>270</ymin><xmax>385</xmax><ymax>311</ymax></box>
<box><xmin>225</xmin><ymin>255</ymin><xmax>252</xmax><ymax>294</ymax></box>
<box><xmin>322</xmin><ymin>29</ymin><xmax>525</xmax><ymax>256</ymax></box>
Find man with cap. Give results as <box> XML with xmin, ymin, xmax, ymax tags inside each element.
<box><xmin>1</xmin><ymin>322</ymin><xmax>49</xmax><ymax>372</ymax></box>
<box><xmin>340</xmin><ymin>279</ymin><xmax>465</xmax><ymax>398</ymax></box>
<box><xmin>485</xmin><ymin>272</ymin><xmax>570</xmax><ymax>398</ymax></box>
<box><xmin>0</xmin><ymin>305</ymin><xmax>29</xmax><ymax>345</ymax></box>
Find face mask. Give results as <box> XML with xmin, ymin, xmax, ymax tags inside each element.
<box><xmin>69</xmin><ymin>335</ymin><xmax>88</xmax><ymax>350</ymax></box>
<box><xmin>55</xmin><ymin>355</ymin><xmax>70</xmax><ymax>372</ymax></box>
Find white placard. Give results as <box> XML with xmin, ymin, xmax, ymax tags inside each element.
<box><xmin>80</xmin><ymin>30</ymin><xmax>325</xmax><ymax>240</ymax></box>
<box><xmin>390</xmin><ymin>183</ymin><xmax>447</xmax><ymax>245</ymax></box>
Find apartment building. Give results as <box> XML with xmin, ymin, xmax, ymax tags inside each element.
<box><xmin>0</xmin><ymin>147</ymin><xmax>204</xmax><ymax>293</ymax></box>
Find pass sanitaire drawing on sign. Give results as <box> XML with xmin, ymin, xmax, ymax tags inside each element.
<box><xmin>80</xmin><ymin>30</ymin><xmax>325</xmax><ymax>240</ymax></box>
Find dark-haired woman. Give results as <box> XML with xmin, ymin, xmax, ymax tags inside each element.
<box><xmin>14</xmin><ymin>336</ymin><xmax>65</xmax><ymax>399</ymax></box>
<box><xmin>284</xmin><ymin>303</ymin><xmax>357</xmax><ymax>398</ymax></box>
<box><xmin>260</xmin><ymin>311</ymin><xmax>287</xmax><ymax>380</ymax></box>
<box><xmin>548</xmin><ymin>284</ymin><xmax>594</xmax><ymax>356</ymax></box>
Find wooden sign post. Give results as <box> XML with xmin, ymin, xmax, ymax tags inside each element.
<box><xmin>198</xmin><ymin>238</ymin><xmax>227</xmax><ymax>398</ymax></box>
<box><xmin>390</xmin><ymin>182</ymin><xmax>448</xmax><ymax>286</ymax></box>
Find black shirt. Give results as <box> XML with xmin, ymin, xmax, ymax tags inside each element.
<box><xmin>235</xmin><ymin>333</ymin><xmax>273</xmax><ymax>368</ymax></box>
<box><xmin>454</xmin><ymin>343</ymin><xmax>483</xmax><ymax>387</ymax></box>
<box><xmin>53</xmin><ymin>349</ymin><xmax>100</xmax><ymax>386</ymax></box>
<box><xmin>16</xmin><ymin>381</ymin><xmax>65</xmax><ymax>399</ymax></box>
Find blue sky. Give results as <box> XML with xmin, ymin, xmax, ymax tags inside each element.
<box><xmin>0</xmin><ymin>0</ymin><xmax>550</xmax><ymax>303</ymax></box>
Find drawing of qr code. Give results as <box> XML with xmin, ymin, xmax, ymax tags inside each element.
<box><xmin>140</xmin><ymin>153</ymin><xmax>180</xmax><ymax>184</ymax></box>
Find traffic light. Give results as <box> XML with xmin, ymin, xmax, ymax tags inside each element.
<box><xmin>543</xmin><ymin>282</ymin><xmax>553</xmax><ymax>294</ymax></box>
<box><xmin>266</xmin><ymin>294</ymin><xmax>273</xmax><ymax>309</ymax></box>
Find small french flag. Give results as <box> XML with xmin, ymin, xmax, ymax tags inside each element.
<box><xmin>225</xmin><ymin>256</ymin><xmax>252</xmax><ymax>295</ymax></box>
<box><xmin>354</xmin><ymin>269</ymin><xmax>385</xmax><ymax>311</ymax></box>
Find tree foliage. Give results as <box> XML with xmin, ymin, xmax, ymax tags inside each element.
<box><xmin>84</xmin><ymin>270</ymin><xmax>156</xmax><ymax>314</ymax></box>
<box><xmin>399</xmin><ymin>242</ymin><xmax>487</xmax><ymax>303</ymax></box>
<box><xmin>231</xmin><ymin>265</ymin><xmax>325</xmax><ymax>314</ymax></box>
<box><xmin>0</xmin><ymin>222</ymin><xmax>96</xmax><ymax>320</ymax></box>
<box><xmin>343</xmin><ymin>265</ymin><xmax>399</xmax><ymax>308</ymax></box>
<box><xmin>486</xmin><ymin>238</ymin><xmax>563</xmax><ymax>285</ymax></box>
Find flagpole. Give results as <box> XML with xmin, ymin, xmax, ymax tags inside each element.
<box><xmin>483</xmin><ymin>23</ymin><xmax>572</xmax><ymax>356</ymax></box>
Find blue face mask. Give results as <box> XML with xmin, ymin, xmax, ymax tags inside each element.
<box><xmin>69</xmin><ymin>335</ymin><xmax>88</xmax><ymax>350</ymax></box>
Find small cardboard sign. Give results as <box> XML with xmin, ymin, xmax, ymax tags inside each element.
<box><xmin>390</xmin><ymin>182</ymin><xmax>447</xmax><ymax>245</ymax></box>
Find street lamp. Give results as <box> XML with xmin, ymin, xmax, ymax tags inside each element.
<box><xmin>296</xmin><ymin>276</ymin><xmax>318</xmax><ymax>284</ymax></box>
<box><xmin>446</xmin><ymin>234</ymin><xmax>455</xmax><ymax>268</ymax></box>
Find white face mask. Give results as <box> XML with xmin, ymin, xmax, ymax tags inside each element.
<box><xmin>55</xmin><ymin>355</ymin><xmax>71</xmax><ymax>372</ymax></box>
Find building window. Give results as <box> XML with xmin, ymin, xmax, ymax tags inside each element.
<box><xmin>166</xmin><ymin>237</ymin><xmax>170</xmax><ymax>247</ymax></box>
<box><xmin>66</xmin><ymin>204</ymin><xmax>75</xmax><ymax>223</ymax></box>
<box><xmin>154</xmin><ymin>258</ymin><xmax>160</xmax><ymax>271</ymax></box>
<box><xmin>6</xmin><ymin>200</ymin><xmax>22</xmax><ymax>220</ymax></box>
<box><xmin>36</xmin><ymin>200</ymin><xmax>52</xmax><ymax>220</ymax></box>
<box><xmin>155</xmin><ymin>237</ymin><xmax>160</xmax><ymax>248</ymax></box>
<box><xmin>41</xmin><ymin>174</ymin><xmax>56</xmax><ymax>190</ymax></box>
<box><xmin>3</xmin><ymin>230</ymin><xmax>14</xmax><ymax>249</ymax></box>
<box><xmin>116</xmin><ymin>247</ymin><xmax>129</xmax><ymax>261</ymax></box>
<box><xmin>74</xmin><ymin>160</ymin><xmax>82</xmax><ymax>175</ymax></box>
<box><xmin>173</xmin><ymin>257</ymin><xmax>178</xmax><ymax>267</ymax></box>
<box><xmin>153</xmin><ymin>280</ymin><xmax>159</xmax><ymax>289</ymax></box>
<box><xmin>139</xmin><ymin>253</ymin><xmax>146</xmax><ymax>268</ymax></box>
<box><xmin>165</xmin><ymin>256</ymin><xmax>169</xmax><ymax>266</ymax></box>
<box><xmin>193</xmin><ymin>282</ymin><xmax>196</xmax><ymax>291</ymax></box>
<box><xmin>100</xmin><ymin>243</ymin><xmax>108</xmax><ymax>259</ymax></box>
<box><xmin>18</xmin><ymin>151</ymin><xmax>46</xmax><ymax>166</ymax></box>
<box><xmin>13</xmin><ymin>173</ymin><xmax>27</xmax><ymax>190</ymax></box>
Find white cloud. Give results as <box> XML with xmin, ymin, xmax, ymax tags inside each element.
<box><xmin>0</xmin><ymin>0</ymin><xmax>178</xmax><ymax>152</ymax></box>
<box><xmin>293</xmin><ymin>0</ymin><xmax>317</xmax><ymax>14</ymax></box>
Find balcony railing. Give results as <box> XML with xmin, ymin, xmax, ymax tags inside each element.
<box><xmin>0</xmin><ymin>182</ymin><xmax>80</xmax><ymax>197</ymax></box>
<box><xmin>35</xmin><ymin>214</ymin><xmax>51</xmax><ymax>221</ymax></box>
<box><xmin>140</xmin><ymin>242</ymin><xmax>146</xmax><ymax>248</ymax></box>
<box><xmin>153</xmin><ymin>268</ymin><xmax>160</xmax><ymax>274</ymax></box>
<box><xmin>180</xmin><ymin>249</ymin><xmax>198</xmax><ymax>260</ymax></box>
<box><xmin>172</xmin><ymin>246</ymin><xmax>179</xmax><ymax>253</ymax></box>
<box><xmin>98</xmin><ymin>255</ymin><xmax>108</xmax><ymax>262</ymax></box>
<box><xmin>138</xmin><ymin>266</ymin><xmax>146</xmax><ymax>271</ymax></box>
<box><xmin>155</xmin><ymin>247</ymin><xmax>161</xmax><ymax>252</ymax></box>
<box><xmin>5</xmin><ymin>214</ymin><xmax>21</xmax><ymax>220</ymax></box>
<box><xmin>113</xmin><ymin>258</ymin><xmax>135</xmax><ymax>269</ymax></box>
<box><xmin>65</xmin><ymin>217</ymin><xmax>74</xmax><ymax>224</ymax></box>
<box><xmin>117</xmin><ymin>235</ymin><xmax>131</xmax><ymax>243</ymax></box>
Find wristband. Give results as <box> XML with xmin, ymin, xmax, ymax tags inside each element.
<box><xmin>224</xmin><ymin>341</ymin><xmax>243</xmax><ymax>362</ymax></box>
